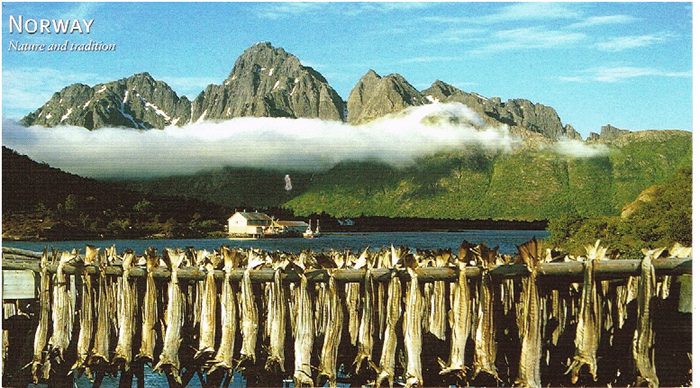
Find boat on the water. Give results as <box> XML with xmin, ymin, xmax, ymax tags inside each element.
<box><xmin>303</xmin><ymin>220</ymin><xmax>321</xmax><ymax>238</ymax></box>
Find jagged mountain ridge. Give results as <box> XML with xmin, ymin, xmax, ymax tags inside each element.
<box><xmin>20</xmin><ymin>72</ymin><xmax>191</xmax><ymax>129</ymax></box>
<box><xmin>23</xmin><ymin>41</ymin><xmax>636</xmax><ymax>141</ymax></box>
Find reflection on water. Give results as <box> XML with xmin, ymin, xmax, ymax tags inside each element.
<box><xmin>71</xmin><ymin>367</ymin><xmax>246</xmax><ymax>388</ymax></box>
<box><xmin>3</xmin><ymin>230</ymin><xmax>549</xmax><ymax>256</ymax></box>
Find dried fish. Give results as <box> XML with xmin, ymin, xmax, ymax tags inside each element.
<box><xmin>154</xmin><ymin>248</ymin><xmax>186</xmax><ymax>383</ymax></box>
<box><xmin>404</xmin><ymin>253</ymin><xmax>424</xmax><ymax>387</ymax></box>
<box><xmin>345</xmin><ymin>250</ymin><xmax>364</xmax><ymax>346</ymax></box>
<box><xmin>265</xmin><ymin>256</ymin><xmax>288</xmax><ymax>372</ymax></box>
<box><xmin>89</xmin><ymin>248</ymin><xmax>114</xmax><ymax>367</ymax></box>
<box><xmin>565</xmin><ymin>241</ymin><xmax>605</xmax><ymax>383</ymax></box>
<box><xmin>375</xmin><ymin>246</ymin><xmax>404</xmax><ymax>387</ymax></box>
<box><xmin>515</xmin><ymin>238</ymin><xmax>544</xmax><ymax>388</ymax></box>
<box><xmin>439</xmin><ymin>242</ymin><xmax>472</xmax><ymax>377</ymax></box>
<box><xmin>633</xmin><ymin>249</ymin><xmax>661</xmax><ymax>388</ymax></box>
<box><xmin>209</xmin><ymin>246</ymin><xmax>240</xmax><ymax>374</ymax></box>
<box><xmin>376</xmin><ymin>249</ymin><xmax>390</xmax><ymax>340</ymax></box>
<box><xmin>71</xmin><ymin>245</ymin><xmax>99</xmax><ymax>376</ymax></box>
<box><xmin>473</xmin><ymin>243</ymin><xmax>499</xmax><ymax>381</ymax></box>
<box><xmin>240</xmin><ymin>249</ymin><xmax>264</xmax><ymax>362</ymax></box>
<box><xmin>195</xmin><ymin>250</ymin><xmax>220</xmax><ymax>361</ymax></box>
<box><xmin>318</xmin><ymin>272</ymin><xmax>345</xmax><ymax>386</ymax></box>
<box><xmin>29</xmin><ymin>248</ymin><xmax>51</xmax><ymax>383</ymax></box>
<box><xmin>48</xmin><ymin>250</ymin><xmax>77</xmax><ymax>362</ymax></box>
<box><xmin>354</xmin><ymin>254</ymin><xmax>375</xmax><ymax>372</ymax></box>
<box><xmin>429</xmin><ymin>249</ymin><xmax>450</xmax><ymax>341</ymax></box>
<box><xmin>292</xmin><ymin>255</ymin><xmax>314</xmax><ymax>387</ymax></box>
<box><xmin>136</xmin><ymin>247</ymin><xmax>159</xmax><ymax>363</ymax></box>
<box><xmin>113</xmin><ymin>250</ymin><xmax>137</xmax><ymax>370</ymax></box>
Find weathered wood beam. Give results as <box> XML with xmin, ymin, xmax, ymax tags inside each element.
<box><xmin>3</xmin><ymin>249</ymin><xmax>691</xmax><ymax>283</ymax></box>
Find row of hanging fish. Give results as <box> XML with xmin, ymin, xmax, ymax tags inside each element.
<box><xmin>26</xmin><ymin>240</ymin><xmax>691</xmax><ymax>387</ymax></box>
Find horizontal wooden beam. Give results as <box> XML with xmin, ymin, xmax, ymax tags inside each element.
<box><xmin>2</xmin><ymin>247</ymin><xmax>691</xmax><ymax>284</ymax></box>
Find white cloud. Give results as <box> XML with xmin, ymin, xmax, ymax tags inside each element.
<box><xmin>421</xmin><ymin>28</ymin><xmax>485</xmax><ymax>44</ymax></box>
<box><xmin>552</xmin><ymin>138</ymin><xmax>610</xmax><ymax>158</ymax></box>
<box><xmin>256</xmin><ymin>2</ymin><xmax>429</xmax><ymax>20</ymax></box>
<box><xmin>399</xmin><ymin>56</ymin><xmax>463</xmax><ymax>64</ymax></box>
<box><xmin>255</xmin><ymin>2</ymin><xmax>327</xmax><ymax>20</ymax></box>
<box><xmin>559</xmin><ymin>66</ymin><xmax>691</xmax><ymax>83</ymax></box>
<box><xmin>568</xmin><ymin>14</ymin><xmax>637</xmax><ymax>29</ymax></box>
<box><xmin>2</xmin><ymin>103</ymin><xmax>521</xmax><ymax>179</ymax></box>
<box><xmin>63</xmin><ymin>2</ymin><xmax>102</xmax><ymax>21</ymax></box>
<box><xmin>593</xmin><ymin>34</ymin><xmax>667</xmax><ymax>52</ymax></box>
<box><xmin>482</xmin><ymin>3</ymin><xmax>580</xmax><ymax>23</ymax></box>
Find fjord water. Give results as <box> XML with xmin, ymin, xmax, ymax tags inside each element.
<box><xmin>3</xmin><ymin>230</ymin><xmax>550</xmax><ymax>256</ymax></box>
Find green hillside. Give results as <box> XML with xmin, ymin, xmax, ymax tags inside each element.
<box><xmin>284</xmin><ymin>130</ymin><xmax>691</xmax><ymax>221</ymax></box>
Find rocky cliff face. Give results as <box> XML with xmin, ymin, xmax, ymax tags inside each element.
<box><xmin>190</xmin><ymin>42</ymin><xmax>345</xmax><ymax>122</ymax></box>
<box><xmin>21</xmin><ymin>73</ymin><xmax>191</xmax><ymax>130</ymax></box>
<box><xmin>587</xmin><ymin>124</ymin><xmax>632</xmax><ymax>142</ymax></box>
<box><xmin>346</xmin><ymin>70</ymin><xmax>428</xmax><ymax>124</ymax></box>
<box><xmin>421</xmin><ymin>80</ymin><xmax>580</xmax><ymax>140</ymax></box>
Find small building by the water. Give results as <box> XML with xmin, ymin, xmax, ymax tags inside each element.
<box><xmin>270</xmin><ymin>220</ymin><xmax>309</xmax><ymax>235</ymax></box>
<box><xmin>228</xmin><ymin>212</ymin><xmax>272</xmax><ymax>237</ymax></box>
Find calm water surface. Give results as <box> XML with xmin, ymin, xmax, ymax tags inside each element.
<box><xmin>3</xmin><ymin>230</ymin><xmax>549</xmax><ymax>256</ymax></box>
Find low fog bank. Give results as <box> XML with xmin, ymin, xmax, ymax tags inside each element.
<box><xmin>2</xmin><ymin>103</ymin><xmax>608</xmax><ymax>179</ymax></box>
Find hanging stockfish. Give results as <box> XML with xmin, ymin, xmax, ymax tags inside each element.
<box><xmin>106</xmin><ymin>246</ymin><xmax>120</xmax><ymax>345</ymax></box>
<box><xmin>291</xmin><ymin>252</ymin><xmax>314</xmax><ymax>386</ymax></box>
<box><xmin>355</xmin><ymin>249</ymin><xmax>375</xmax><ymax>372</ymax></box>
<box><xmin>136</xmin><ymin>248</ymin><xmax>160</xmax><ymax>363</ymax></box>
<box><xmin>154</xmin><ymin>248</ymin><xmax>187</xmax><ymax>383</ymax></box>
<box><xmin>473</xmin><ymin>243</ymin><xmax>500</xmax><ymax>381</ymax></box>
<box><xmin>89</xmin><ymin>247</ymin><xmax>115</xmax><ymax>367</ymax></box>
<box><xmin>615</xmin><ymin>282</ymin><xmax>628</xmax><ymax>330</ymax></box>
<box><xmin>500</xmin><ymin>254</ymin><xmax>517</xmax><ymax>315</ymax></box>
<box><xmin>194</xmin><ymin>249</ymin><xmax>220</xmax><ymax>360</ymax></box>
<box><xmin>317</xmin><ymin>253</ymin><xmax>346</xmax><ymax>387</ymax></box>
<box><xmin>548</xmin><ymin>255</ymin><xmax>571</xmax><ymax>347</ymax></box>
<box><xmin>29</xmin><ymin>247</ymin><xmax>51</xmax><ymax>383</ymax></box>
<box><xmin>633</xmin><ymin>248</ymin><xmax>662</xmax><ymax>388</ymax></box>
<box><xmin>374</xmin><ymin>245</ymin><xmax>405</xmax><ymax>387</ymax></box>
<box><xmin>113</xmin><ymin>250</ymin><xmax>138</xmax><ymax>370</ymax></box>
<box><xmin>669</xmin><ymin>244</ymin><xmax>692</xmax><ymax>313</ymax></box>
<box><xmin>404</xmin><ymin>251</ymin><xmax>424</xmax><ymax>387</ymax></box>
<box><xmin>565</xmin><ymin>241</ymin><xmax>606</xmax><ymax>383</ymax></box>
<box><xmin>47</xmin><ymin>249</ymin><xmax>77</xmax><ymax>362</ymax></box>
<box><xmin>376</xmin><ymin>248</ymin><xmax>391</xmax><ymax>340</ymax></box>
<box><xmin>188</xmin><ymin>247</ymin><xmax>203</xmax><ymax>330</ymax></box>
<box><xmin>71</xmin><ymin>245</ymin><xmax>99</xmax><ymax>377</ymax></box>
<box><xmin>240</xmin><ymin>249</ymin><xmax>265</xmax><ymax>362</ymax></box>
<box><xmin>208</xmin><ymin>246</ymin><xmax>240</xmax><ymax>374</ymax></box>
<box><xmin>439</xmin><ymin>241</ymin><xmax>473</xmax><ymax>378</ymax></box>
<box><xmin>345</xmin><ymin>249</ymin><xmax>365</xmax><ymax>346</ymax></box>
<box><xmin>265</xmin><ymin>253</ymin><xmax>288</xmax><ymax>373</ymax></box>
<box><xmin>515</xmin><ymin>238</ymin><xmax>545</xmax><ymax>388</ymax></box>
<box><xmin>313</xmin><ymin>251</ymin><xmax>336</xmax><ymax>339</ymax></box>
<box><xmin>429</xmin><ymin>249</ymin><xmax>450</xmax><ymax>341</ymax></box>
<box><xmin>417</xmin><ymin>250</ymin><xmax>432</xmax><ymax>334</ymax></box>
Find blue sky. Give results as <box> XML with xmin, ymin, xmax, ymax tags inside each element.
<box><xmin>2</xmin><ymin>2</ymin><xmax>692</xmax><ymax>138</ymax></box>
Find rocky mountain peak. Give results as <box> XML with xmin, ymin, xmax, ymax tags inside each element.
<box><xmin>346</xmin><ymin>70</ymin><xmax>427</xmax><ymax>125</ymax></box>
<box><xmin>20</xmin><ymin>73</ymin><xmax>191</xmax><ymax>130</ymax></box>
<box><xmin>421</xmin><ymin>80</ymin><xmax>581</xmax><ymax>140</ymax></box>
<box><xmin>191</xmin><ymin>42</ymin><xmax>344</xmax><ymax>122</ymax></box>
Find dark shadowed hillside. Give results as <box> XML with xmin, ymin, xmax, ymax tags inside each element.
<box><xmin>2</xmin><ymin>147</ymin><xmax>234</xmax><ymax>240</ymax></box>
